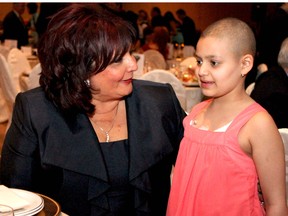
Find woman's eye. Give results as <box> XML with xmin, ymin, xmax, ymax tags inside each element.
<box><xmin>113</xmin><ymin>57</ymin><xmax>123</xmax><ymax>63</ymax></box>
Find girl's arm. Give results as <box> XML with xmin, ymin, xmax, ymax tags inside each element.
<box><xmin>248</xmin><ymin>111</ymin><xmax>288</xmax><ymax>215</ymax></box>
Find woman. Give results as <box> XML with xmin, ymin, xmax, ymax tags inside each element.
<box><xmin>0</xmin><ymin>4</ymin><xmax>186</xmax><ymax>216</ymax></box>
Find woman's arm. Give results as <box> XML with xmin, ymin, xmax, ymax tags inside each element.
<box><xmin>0</xmin><ymin>93</ymin><xmax>40</xmax><ymax>190</ymax></box>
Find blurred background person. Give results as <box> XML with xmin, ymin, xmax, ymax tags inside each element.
<box><xmin>150</xmin><ymin>7</ymin><xmax>166</xmax><ymax>28</ymax></box>
<box><xmin>257</xmin><ymin>3</ymin><xmax>288</xmax><ymax>69</ymax></box>
<box><xmin>251</xmin><ymin>37</ymin><xmax>288</xmax><ymax>128</ymax></box>
<box><xmin>2</xmin><ymin>3</ymin><xmax>29</xmax><ymax>48</ymax></box>
<box><xmin>176</xmin><ymin>8</ymin><xmax>198</xmax><ymax>47</ymax></box>
<box><xmin>26</xmin><ymin>3</ymin><xmax>39</xmax><ymax>47</ymax></box>
<box><xmin>36</xmin><ymin>3</ymin><xmax>69</xmax><ymax>40</ymax></box>
<box><xmin>137</xmin><ymin>9</ymin><xmax>150</xmax><ymax>46</ymax></box>
<box><xmin>163</xmin><ymin>11</ymin><xmax>184</xmax><ymax>45</ymax></box>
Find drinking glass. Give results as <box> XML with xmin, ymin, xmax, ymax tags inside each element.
<box><xmin>0</xmin><ymin>205</ymin><xmax>14</xmax><ymax>216</ymax></box>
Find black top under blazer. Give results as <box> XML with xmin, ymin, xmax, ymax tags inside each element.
<box><xmin>0</xmin><ymin>80</ymin><xmax>186</xmax><ymax>215</ymax></box>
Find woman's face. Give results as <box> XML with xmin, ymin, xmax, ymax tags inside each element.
<box><xmin>90</xmin><ymin>52</ymin><xmax>138</xmax><ymax>101</ymax></box>
<box><xmin>195</xmin><ymin>36</ymin><xmax>244</xmax><ymax>98</ymax></box>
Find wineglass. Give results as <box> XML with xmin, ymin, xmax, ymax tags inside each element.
<box><xmin>0</xmin><ymin>205</ymin><xmax>14</xmax><ymax>216</ymax></box>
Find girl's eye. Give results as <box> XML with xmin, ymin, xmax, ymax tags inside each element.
<box><xmin>210</xmin><ymin>61</ymin><xmax>219</xmax><ymax>66</ymax></box>
<box><xmin>196</xmin><ymin>59</ymin><xmax>203</xmax><ymax>65</ymax></box>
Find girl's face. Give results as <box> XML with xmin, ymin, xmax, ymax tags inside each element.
<box><xmin>90</xmin><ymin>52</ymin><xmax>138</xmax><ymax>101</ymax></box>
<box><xmin>195</xmin><ymin>36</ymin><xmax>245</xmax><ymax>98</ymax></box>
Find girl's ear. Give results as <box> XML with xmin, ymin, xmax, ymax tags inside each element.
<box><xmin>241</xmin><ymin>54</ymin><xmax>254</xmax><ymax>76</ymax></box>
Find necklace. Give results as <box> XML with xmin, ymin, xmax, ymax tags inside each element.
<box><xmin>93</xmin><ymin>104</ymin><xmax>119</xmax><ymax>143</ymax></box>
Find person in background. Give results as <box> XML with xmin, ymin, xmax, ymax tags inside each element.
<box><xmin>176</xmin><ymin>8</ymin><xmax>197</xmax><ymax>47</ymax></box>
<box><xmin>163</xmin><ymin>11</ymin><xmax>184</xmax><ymax>45</ymax></box>
<box><xmin>2</xmin><ymin>3</ymin><xmax>29</xmax><ymax>48</ymax></box>
<box><xmin>36</xmin><ymin>3</ymin><xmax>69</xmax><ymax>40</ymax></box>
<box><xmin>137</xmin><ymin>9</ymin><xmax>150</xmax><ymax>46</ymax></box>
<box><xmin>26</xmin><ymin>3</ymin><xmax>39</xmax><ymax>47</ymax></box>
<box><xmin>150</xmin><ymin>7</ymin><xmax>166</xmax><ymax>28</ymax></box>
<box><xmin>0</xmin><ymin>4</ymin><xmax>186</xmax><ymax>216</ymax></box>
<box><xmin>251</xmin><ymin>37</ymin><xmax>288</xmax><ymax>129</ymax></box>
<box><xmin>140</xmin><ymin>26</ymin><xmax>170</xmax><ymax>60</ymax></box>
<box><xmin>167</xmin><ymin>17</ymin><xmax>287</xmax><ymax>215</ymax></box>
<box><xmin>257</xmin><ymin>3</ymin><xmax>288</xmax><ymax>69</ymax></box>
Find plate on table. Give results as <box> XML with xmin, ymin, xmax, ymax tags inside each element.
<box><xmin>11</xmin><ymin>189</ymin><xmax>44</xmax><ymax>216</ymax></box>
<box><xmin>182</xmin><ymin>81</ymin><xmax>199</xmax><ymax>87</ymax></box>
<box><xmin>35</xmin><ymin>193</ymin><xmax>61</xmax><ymax>216</ymax></box>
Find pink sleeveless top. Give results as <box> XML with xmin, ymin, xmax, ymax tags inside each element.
<box><xmin>167</xmin><ymin>100</ymin><xmax>266</xmax><ymax>216</ymax></box>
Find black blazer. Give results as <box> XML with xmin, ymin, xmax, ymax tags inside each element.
<box><xmin>251</xmin><ymin>66</ymin><xmax>288</xmax><ymax>128</ymax></box>
<box><xmin>0</xmin><ymin>80</ymin><xmax>186</xmax><ymax>215</ymax></box>
<box><xmin>2</xmin><ymin>11</ymin><xmax>29</xmax><ymax>48</ymax></box>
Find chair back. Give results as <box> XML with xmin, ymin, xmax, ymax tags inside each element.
<box><xmin>0</xmin><ymin>54</ymin><xmax>17</xmax><ymax>109</ymax></box>
<box><xmin>143</xmin><ymin>50</ymin><xmax>167</xmax><ymax>71</ymax></box>
<box><xmin>7</xmin><ymin>48</ymin><xmax>32</xmax><ymax>92</ymax></box>
<box><xmin>245</xmin><ymin>82</ymin><xmax>255</xmax><ymax>95</ymax></box>
<box><xmin>0</xmin><ymin>90</ymin><xmax>9</xmax><ymax>123</ymax></box>
<box><xmin>0</xmin><ymin>45</ymin><xmax>10</xmax><ymax>59</ymax></box>
<box><xmin>279</xmin><ymin>128</ymin><xmax>288</xmax><ymax>204</ymax></box>
<box><xmin>140</xmin><ymin>69</ymin><xmax>186</xmax><ymax>111</ymax></box>
<box><xmin>0</xmin><ymin>54</ymin><xmax>18</xmax><ymax>129</ymax></box>
<box><xmin>28</xmin><ymin>63</ymin><xmax>41</xmax><ymax>90</ymax></box>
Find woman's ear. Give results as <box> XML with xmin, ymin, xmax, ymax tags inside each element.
<box><xmin>241</xmin><ymin>54</ymin><xmax>254</xmax><ymax>76</ymax></box>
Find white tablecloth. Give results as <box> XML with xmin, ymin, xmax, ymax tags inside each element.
<box><xmin>185</xmin><ymin>86</ymin><xmax>203</xmax><ymax>113</ymax></box>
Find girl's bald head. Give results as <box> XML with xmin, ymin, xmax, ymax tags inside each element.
<box><xmin>201</xmin><ymin>17</ymin><xmax>256</xmax><ymax>58</ymax></box>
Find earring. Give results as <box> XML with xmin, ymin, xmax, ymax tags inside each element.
<box><xmin>84</xmin><ymin>79</ymin><xmax>90</xmax><ymax>87</ymax></box>
<box><xmin>241</xmin><ymin>74</ymin><xmax>245</xmax><ymax>77</ymax></box>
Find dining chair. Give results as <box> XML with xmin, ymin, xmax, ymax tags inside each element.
<box><xmin>7</xmin><ymin>48</ymin><xmax>32</xmax><ymax>92</ymax></box>
<box><xmin>0</xmin><ymin>53</ymin><xmax>18</xmax><ymax>131</ymax></box>
<box><xmin>279</xmin><ymin>128</ymin><xmax>288</xmax><ymax>204</ymax></box>
<box><xmin>140</xmin><ymin>69</ymin><xmax>187</xmax><ymax>111</ymax></box>
<box><xmin>245</xmin><ymin>82</ymin><xmax>255</xmax><ymax>95</ymax></box>
<box><xmin>143</xmin><ymin>50</ymin><xmax>167</xmax><ymax>71</ymax></box>
<box><xmin>28</xmin><ymin>63</ymin><xmax>41</xmax><ymax>90</ymax></box>
<box><xmin>0</xmin><ymin>89</ymin><xmax>10</xmax><ymax>123</ymax></box>
<box><xmin>0</xmin><ymin>45</ymin><xmax>10</xmax><ymax>59</ymax></box>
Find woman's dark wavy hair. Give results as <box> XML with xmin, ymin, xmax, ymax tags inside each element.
<box><xmin>38</xmin><ymin>4</ymin><xmax>137</xmax><ymax>116</ymax></box>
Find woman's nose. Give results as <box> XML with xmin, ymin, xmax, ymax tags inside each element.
<box><xmin>130</xmin><ymin>54</ymin><xmax>138</xmax><ymax>71</ymax></box>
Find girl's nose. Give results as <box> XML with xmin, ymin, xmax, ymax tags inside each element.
<box><xmin>197</xmin><ymin>64</ymin><xmax>208</xmax><ymax>77</ymax></box>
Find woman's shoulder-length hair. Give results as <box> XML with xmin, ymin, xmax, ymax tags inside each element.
<box><xmin>38</xmin><ymin>4</ymin><xmax>137</xmax><ymax>116</ymax></box>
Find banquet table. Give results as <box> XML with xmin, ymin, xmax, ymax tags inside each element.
<box><xmin>167</xmin><ymin>57</ymin><xmax>203</xmax><ymax>112</ymax></box>
<box><xmin>0</xmin><ymin>185</ymin><xmax>68</xmax><ymax>216</ymax></box>
<box><xmin>185</xmin><ymin>85</ymin><xmax>203</xmax><ymax>113</ymax></box>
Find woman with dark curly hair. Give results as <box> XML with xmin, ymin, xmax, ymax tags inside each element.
<box><xmin>0</xmin><ymin>4</ymin><xmax>186</xmax><ymax>216</ymax></box>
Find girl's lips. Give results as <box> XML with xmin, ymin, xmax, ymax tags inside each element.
<box><xmin>200</xmin><ymin>80</ymin><xmax>214</xmax><ymax>88</ymax></box>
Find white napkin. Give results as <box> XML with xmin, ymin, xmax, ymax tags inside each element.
<box><xmin>0</xmin><ymin>185</ymin><xmax>30</xmax><ymax>210</ymax></box>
